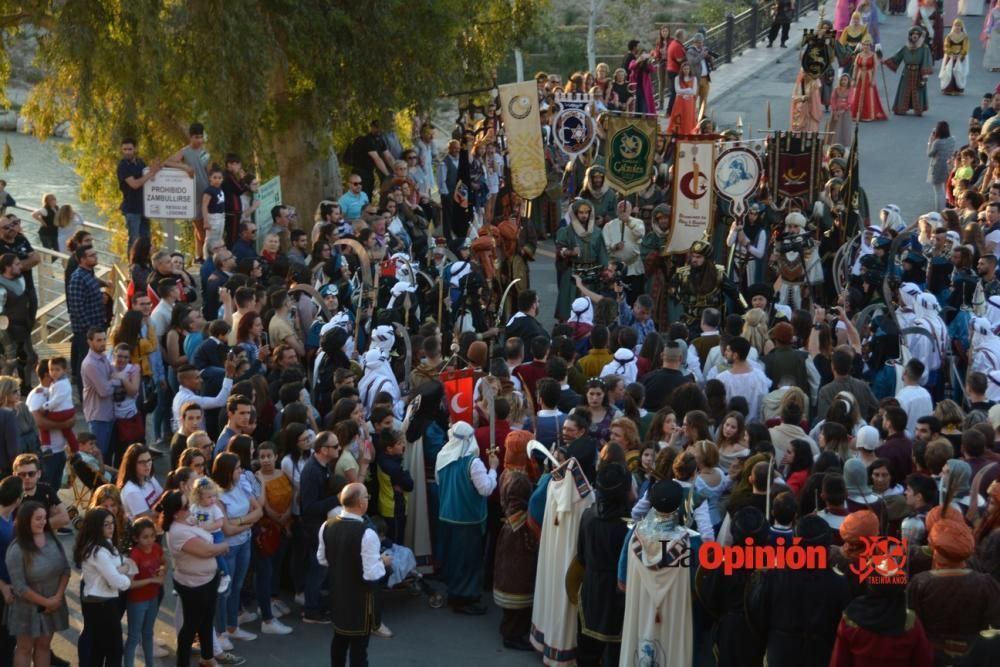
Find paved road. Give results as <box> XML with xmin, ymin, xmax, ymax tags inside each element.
<box><xmin>49</xmin><ymin>14</ymin><xmax>997</xmax><ymax>667</ymax></box>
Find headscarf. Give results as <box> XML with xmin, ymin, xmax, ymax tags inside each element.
<box><xmin>371</xmin><ymin>325</ymin><xmax>396</xmax><ymax>355</ymax></box>
<box><xmin>358</xmin><ymin>348</ymin><xmax>400</xmax><ymax>416</ymax></box>
<box><xmin>601</xmin><ymin>348</ymin><xmax>638</xmax><ymax>383</ymax></box>
<box><xmin>581</xmin><ymin>164</ymin><xmax>609</xmax><ymax>199</ymax></box>
<box><xmin>434</xmin><ymin>421</ymin><xmax>477</xmax><ymax>474</ymax></box>
<box><xmin>929</xmin><ymin>518</ymin><xmax>975</xmax><ymax>569</ymax></box>
<box><xmin>568</xmin><ymin>198</ymin><xmax>596</xmax><ymax>240</ymax></box>
<box><xmin>944</xmin><ymin>458</ymin><xmax>972</xmax><ymax>499</ymax></box>
<box><xmin>503</xmin><ymin>430</ymin><xmax>538</xmax><ymax>482</ymax></box>
<box><xmin>839</xmin><ymin>509</ymin><xmax>879</xmax><ymax>559</ymax></box>
<box><xmin>844</xmin><ymin>458</ymin><xmax>880</xmax><ymax>506</ymax></box>
<box><xmin>570</xmin><ymin>297</ymin><xmax>594</xmax><ymax>327</ymax></box>
<box><xmin>880</xmin><ymin>204</ymin><xmax>906</xmax><ymax>234</ymax></box>
<box><xmin>898</xmin><ymin>282</ymin><xmax>921</xmax><ymax>310</ymax></box>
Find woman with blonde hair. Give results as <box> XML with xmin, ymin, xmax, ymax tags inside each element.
<box><xmin>609</xmin><ymin>417</ymin><xmax>642</xmax><ymax>471</ymax></box>
<box><xmin>54</xmin><ymin>204</ymin><xmax>83</xmax><ymax>253</ymax></box>
<box><xmin>742</xmin><ymin>308</ymin><xmax>771</xmax><ymax>357</ymax></box>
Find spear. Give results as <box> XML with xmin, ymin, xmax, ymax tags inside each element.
<box><xmin>877</xmin><ymin>54</ymin><xmax>891</xmax><ymax>117</ymax></box>
<box><xmin>766</xmin><ymin>101</ymin><xmax>772</xmax><ymax>131</ymax></box>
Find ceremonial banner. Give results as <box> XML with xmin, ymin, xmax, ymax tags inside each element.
<box><xmin>667</xmin><ymin>138</ymin><xmax>715</xmax><ymax>255</ymax></box>
<box><xmin>714</xmin><ymin>147</ymin><xmax>762</xmax><ymax>218</ymax></box>
<box><xmin>441</xmin><ymin>367</ymin><xmax>476</xmax><ymax>425</ymax></box>
<box><xmin>551</xmin><ymin>92</ymin><xmax>597</xmax><ymax>159</ymax></box>
<box><xmin>498</xmin><ymin>81</ymin><xmax>546</xmax><ymax>199</ymax></box>
<box><xmin>766</xmin><ymin>131</ymin><xmax>824</xmax><ymax>205</ymax></box>
<box><xmin>604</xmin><ymin>113</ymin><xmax>657</xmax><ymax>196</ymax></box>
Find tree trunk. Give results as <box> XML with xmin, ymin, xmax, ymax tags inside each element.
<box><xmin>270</xmin><ymin>122</ymin><xmax>324</xmax><ymax>235</ymax></box>
<box><xmin>587</xmin><ymin>0</ymin><xmax>601</xmax><ymax>74</ymax></box>
<box><xmin>514</xmin><ymin>47</ymin><xmax>524</xmax><ymax>82</ymax></box>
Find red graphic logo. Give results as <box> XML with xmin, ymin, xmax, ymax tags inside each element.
<box><xmin>849</xmin><ymin>536</ymin><xmax>908</xmax><ymax>584</ymax></box>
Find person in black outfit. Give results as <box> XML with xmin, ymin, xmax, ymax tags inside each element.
<box><xmin>321</xmin><ymin>482</ymin><xmax>392</xmax><ymax>667</ymax></box>
<box><xmin>505</xmin><ymin>290</ymin><xmax>548</xmax><ymax>355</ymax></box>
<box><xmin>349</xmin><ymin>121</ymin><xmax>392</xmax><ymax>199</ymax></box>
<box><xmin>767</xmin><ymin>0</ymin><xmax>794</xmax><ymax>48</ymax></box>
<box><xmin>300</xmin><ymin>431</ymin><xmax>346</xmax><ymax>624</ymax></box>
<box><xmin>547</xmin><ymin>356</ymin><xmax>581</xmax><ymax>413</ymax></box>
<box><xmin>572</xmin><ymin>463</ymin><xmax>632</xmax><ymax>667</ymax></box>
<box><xmin>640</xmin><ymin>341</ymin><xmax>694</xmax><ymax>411</ymax></box>
<box><xmin>561</xmin><ymin>410</ymin><xmax>598</xmax><ymax>485</ymax></box>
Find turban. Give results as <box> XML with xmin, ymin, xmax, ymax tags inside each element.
<box><xmin>929</xmin><ymin>519</ymin><xmax>975</xmax><ymax>569</ymax></box>
<box><xmin>839</xmin><ymin>510</ymin><xmax>880</xmax><ymax>559</ymax></box>
<box><xmin>925</xmin><ymin>503</ymin><xmax>965</xmax><ymax>533</ymax></box>
<box><xmin>503</xmin><ymin>430</ymin><xmax>538</xmax><ymax>481</ymax></box>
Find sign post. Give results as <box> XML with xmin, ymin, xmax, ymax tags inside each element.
<box><xmin>143</xmin><ymin>167</ymin><xmax>197</xmax><ymax>252</ymax></box>
<box><xmin>254</xmin><ymin>177</ymin><xmax>282</xmax><ymax>251</ymax></box>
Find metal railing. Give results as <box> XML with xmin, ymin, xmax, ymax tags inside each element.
<box><xmin>703</xmin><ymin>0</ymin><xmax>820</xmax><ymax>66</ymax></box>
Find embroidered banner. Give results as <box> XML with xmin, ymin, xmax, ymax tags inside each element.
<box><xmin>766</xmin><ymin>131</ymin><xmax>824</xmax><ymax>205</ymax></box>
<box><xmin>498</xmin><ymin>81</ymin><xmax>547</xmax><ymax>200</ymax></box>
<box><xmin>714</xmin><ymin>147</ymin><xmax>762</xmax><ymax>218</ymax></box>
<box><xmin>551</xmin><ymin>92</ymin><xmax>597</xmax><ymax>159</ymax></box>
<box><xmin>604</xmin><ymin>113</ymin><xmax>657</xmax><ymax>196</ymax></box>
<box><xmin>667</xmin><ymin>137</ymin><xmax>716</xmax><ymax>255</ymax></box>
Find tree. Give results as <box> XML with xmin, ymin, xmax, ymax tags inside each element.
<box><xmin>10</xmin><ymin>0</ymin><xmax>546</xmax><ymax>251</ymax></box>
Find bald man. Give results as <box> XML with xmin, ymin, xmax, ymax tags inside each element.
<box><xmin>318</xmin><ymin>482</ymin><xmax>391</xmax><ymax>667</ymax></box>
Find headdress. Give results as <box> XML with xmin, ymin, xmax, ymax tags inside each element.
<box><xmin>689</xmin><ymin>239</ymin><xmax>713</xmax><ymax>259</ymax></box>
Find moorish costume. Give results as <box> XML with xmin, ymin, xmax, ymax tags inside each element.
<box><xmin>555</xmin><ymin>199</ymin><xmax>608</xmax><ymax>321</ymax></box>
<box><xmin>884</xmin><ymin>27</ymin><xmax>934</xmax><ymax>115</ymax></box>
<box><xmin>940</xmin><ymin>18</ymin><xmax>971</xmax><ymax>93</ymax></box>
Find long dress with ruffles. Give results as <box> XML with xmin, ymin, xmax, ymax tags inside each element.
<box><xmin>940</xmin><ymin>30</ymin><xmax>970</xmax><ymax>93</ymax></box>
<box><xmin>667</xmin><ymin>76</ymin><xmax>698</xmax><ymax>135</ymax></box>
<box><xmin>850</xmin><ymin>52</ymin><xmax>889</xmax><ymax>120</ymax></box>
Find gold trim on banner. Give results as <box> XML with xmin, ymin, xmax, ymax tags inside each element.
<box><xmin>667</xmin><ymin>137</ymin><xmax>716</xmax><ymax>255</ymax></box>
<box><xmin>604</xmin><ymin>113</ymin><xmax>658</xmax><ymax>197</ymax></box>
<box><xmin>498</xmin><ymin>81</ymin><xmax>547</xmax><ymax>200</ymax></box>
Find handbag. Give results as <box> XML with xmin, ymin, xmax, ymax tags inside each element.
<box><xmin>254</xmin><ymin>517</ymin><xmax>282</xmax><ymax>556</ymax></box>
<box><xmin>141</xmin><ymin>376</ymin><xmax>157</xmax><ymax>413</ymax></box>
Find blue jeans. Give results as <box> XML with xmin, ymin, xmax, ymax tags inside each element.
<box><xmin>88</xmin><ymin>420</ymin><xmax>113</xmax><ymax>460</ymax></box>
<box><xmin>124</xmin><ymin>213</ymin><xmax>149</xmax><ymax>254</ymax></box>
<box><xmin>125</xmin><ymin>597</ymin><xmax>160</xmax><ymax>667</ymax></box>
<box><xmin>40</xmin><ymin>450</ymin><xmax>66</xmax><ymax>490</ymax></box>
<box><xmin>254</xmin><ymin>534</ymin><xmax>288</xmax><ymax>621</ymax></box>
<box><xmin>213</xmin><ymin>530</ymin><xmax>230</xmax><ymax>577</ymax></box>
<box><xmin>216</xmin><ymin>538</ymin><xmax>251</xmax><ymax>631</ymax></box>
<box><xmin>151</xmin><ymin>374</ymin><xmax>176</xmax><ymax>442</ymax></box>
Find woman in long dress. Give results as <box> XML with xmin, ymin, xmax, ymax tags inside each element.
<box><xmin>985</xmin><ymin>4</ymin><xmax>1000</xmax><ymax>71</ymax></box>
<box><xmin>790</xmin><ymin>69</ymin><xmax>824</xmax><ymax>132</ymax></box>
<box><xmin>667</xmin><ymin>61</ymin><xmax>698</xmax><ymax>135</ymax></box>
<box><xmin>940</xmin><ymin>19</ymin><xmax>971</xmax><ymax>93</ymax></box>
<box><xmin>849</xmin><ymin>37</ymin><xmax>889</xmax><ymax>121</ymax></box>
<box><xmin>827</xmin><ymin>73</ymin><xmax>856</xmax><ymax>146</ymax></box>
<box><xmin>839</xmin><ymin>12</ymin><xmax>870</xmax><ymax>75</ymax></box>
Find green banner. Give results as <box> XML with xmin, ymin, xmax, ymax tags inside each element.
<box><xmin>604</xmin><ymin>114</ymin><xmax>657</xmax><ymax>196</ymax></box>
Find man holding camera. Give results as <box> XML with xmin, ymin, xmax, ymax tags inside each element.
<box><xmin>602</xmin><ymin>200</ymin><xmax>646</xmax><ymax>305</ymax></box>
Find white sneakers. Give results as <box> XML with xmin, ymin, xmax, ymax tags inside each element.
<box><xmin>373</xmin><ymin>623</ymin><xmax>393</xmax><ymax>639</ymax></box>
<box><xmin>237</xmin><ymin>610</ymin><xmax>259</xmax><ymax>625</ymax></box>
<box><xmin>218</xmin><ymin>634</ymin><xmax>234</xmax><ymax>651</ymax></box>
<box><xmin>293</xmin><ymin>593</ymin><xmax>305</xmax><ymax>607</ymax></box>
<box><xmin>218</xmin><ymin>574</ymin><xmax>232</xmax><ymax>594</ymax></box>
<box><xmin>261</xmin><ymin>619</ymin><xmax>293</xmax><ymax>635</ymax></box>
<box><xmin>228</xmin><ymin>628</ymin><xmax>258</xmax><ymax>642</ymax></box>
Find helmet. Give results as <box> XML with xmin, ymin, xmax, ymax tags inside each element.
<box><xmin>689</xmin><ymin>239</ymin><xmax>713</xmax><ymax>259</ymax></box>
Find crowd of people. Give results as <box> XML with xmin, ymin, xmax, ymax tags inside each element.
<box><xmin>0</xmin><ymin>3</ymin><xmax>998</xmax><ymax>667</ymax></box>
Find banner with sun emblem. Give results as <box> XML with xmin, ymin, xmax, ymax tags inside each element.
<box><xmin>667</xmin><ymin>137</ymin><xmax>716</xmax><ymax>255</ymax></box>
<box><xmin>604</xmin><ymin>113</ymin><xmax>657</xmax><ymax>196</ymax></box>
<box><xmin>498</xmin><ymin>81</ymin><xmax>547</xmax><ymax>199</ymax></box>
<box><xmin>766</xmin><ymin>131</ymin><xmax>824</xmax><ymax>205</ymax></box>
<box><xmin>552</xmin><ymin>92</ymin><xmax>597</xmax><ymax>159</ymax></box>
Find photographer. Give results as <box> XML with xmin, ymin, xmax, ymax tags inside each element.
<box><xmin>601</xmin><ymin>200</ymin><xmax>646</xmax><ymax>305</ymax></box>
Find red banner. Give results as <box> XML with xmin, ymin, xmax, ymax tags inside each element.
<box><xmin>766</xmin><ymin>131</ymin><xmax>823</xmax><ymax>205</ymax></box>
<box><xmin>441</xmin><ymin>368</ymin><xmax>476</xmax><ymax>425</ymax></box>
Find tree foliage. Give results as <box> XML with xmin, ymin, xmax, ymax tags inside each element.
<box><xmin>7</xmin><ymin>0</ymin><xmax>547</xmax><ymax>246</ymax></box>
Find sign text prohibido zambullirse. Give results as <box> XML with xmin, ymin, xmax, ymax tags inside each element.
<box><xmin>143</xmin><ymin>167</ymin><xmax>197</xmax><ymax>219</ymax></box>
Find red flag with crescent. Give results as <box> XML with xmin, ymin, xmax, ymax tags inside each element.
<box><xmin>442</xmin><ymin>368</ymin><xmax>476</xmax><ymax>424</ymax></box>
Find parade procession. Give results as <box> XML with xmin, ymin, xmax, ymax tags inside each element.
<box><xmin>2</xmin><ymin>1</ymin><xmax>1000</xmax><ymax>667</ymax></box>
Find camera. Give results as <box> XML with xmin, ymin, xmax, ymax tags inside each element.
<box><xmin>575</xmin><ymin>261</ymin><xmax>625</xmax><ymax>289</ymax></box>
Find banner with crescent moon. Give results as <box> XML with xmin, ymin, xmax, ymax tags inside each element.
<box><xmin>667</xmin><ymin>137</ymin><xmax>716</xmax><ymax>255</ymax></box>
<box><xmin>604</xmin><ymin>113</ymin><xmax>657</xmax><ymax>196</ymax></box>
<box><xmin>766</xmin><ymin>131</ymin><xmax>824</xmax><ymax>205</ymax></box>
<box><xmin>441</xmin><ymin>367</ymin><xmax>476</xmax><ymax>425</ymax></box>
<box><xmin>551</xmin><ymin>92</ymin><xmax>597</xmax><ymax>159</ymax></box>
<box><xmin>498</xmin><ymin>81</ymin><xmax>547</xmax><ymax>200</ymax></box>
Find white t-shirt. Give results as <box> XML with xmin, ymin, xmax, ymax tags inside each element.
<box><xmin>281</xmin><ymin>454</ymin><xmax>307</xmax><ymax>516</ymax></box>
<box><xmin>895</xmin><ymin>384</ymin><xmax>934</xmax><ymax>437</ymax></box>
<box><xmin>167</xmin><ymin>522</ymin><xmax>218</xmax><ymax>587</ymax></box>
<box><xmin>189</xmin><ymin>501</ymin><xmax>224</xmax><ymax>533</ymax></box>
<box><xmin>716</xmin><ymin>367</ymin><xmax>772</xmax><ymax>424</ymax></box>
<box><xmin>121</xmin><ymin>478</ymin><xmax>164</xmax><ymax>521</ymax></box>
<box><xmin>25</xmin><ymin>384</ymin><xmax>65</xmax><ymax>453</ymax></box>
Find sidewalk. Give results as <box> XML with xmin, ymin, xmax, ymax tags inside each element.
<box><xmin>708</xmin><ymin>9</ymin><xmax>822</xmax><ymax>107</ymax></box>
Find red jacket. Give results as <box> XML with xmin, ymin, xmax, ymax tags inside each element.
<box><xmin>514</xmin><ymin>360</ymin><xmax>547</xmax><ymax>405</ymax></box>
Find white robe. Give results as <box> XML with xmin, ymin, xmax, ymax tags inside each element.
<box><xmin>530</xmin><ymin>458</ymin><xmax>594</xmax><ymax>666</ymax></box>
<box><xmin>618</xmin><ymin>526</ymin><xmax>698</xmax><ymax>667</ymax></box>
<box><xmin>403</xmin><ymin>436</ymin><xmax>433</xmax><ymax>573</ymax></box>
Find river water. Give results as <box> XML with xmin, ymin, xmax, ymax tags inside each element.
<box><xmin>0</xmin><ymin>130</ymin><xmax>101</xmax><ymax>223</ymax></box>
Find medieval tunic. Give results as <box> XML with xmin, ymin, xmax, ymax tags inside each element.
<box><xmin>907</xmin><ymin>568</ymin><xmax>1000</xmax><ymax>659</ymax></box>
<box><xmin>493</xmin><ymin>469</ymin><xmax>539</xmax><ymax>610</ymax></box>
<box><xmin>617</xmin><ymin>521</ymin><xmax>701</xmax><ymax>667</ymax></box>
<box><xmin>576</xmin><ymin>502</ymin><xmax>631</xmax><ymax>645</ymax></box>
<box><xmin>790</xmin><ymin>72</ymin><xmax>824</xmax><ymax>132</ymax></box>
<box><xmin>884</xmin><ymin>39</ymin><xmax>934</xmax><ymax>115</ymax></box>
<box><xmin>530</xmin><ymin>458</ymin><xmax>595</xmax><ymax>666</ymax></box>
<box><xmin>555</xmin><ymin>209</ymin><xmax>608</xmax><ymax>321</ymax></box>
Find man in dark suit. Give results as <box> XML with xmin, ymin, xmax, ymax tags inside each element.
<box><xmin>505</xmin><ymin>290</ymin><xmax>548</xmax><ymax>357</ymax></box>
<box><xmin>547</xmin><ymin>356</ymin><xmax>582</xmax><ymax>413</ymax></box>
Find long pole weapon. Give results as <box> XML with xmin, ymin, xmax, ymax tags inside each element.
<box><xmin>877</xmin><ymin>54</ymin><xmax>892</xmax><ymax>117</ymax></box>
